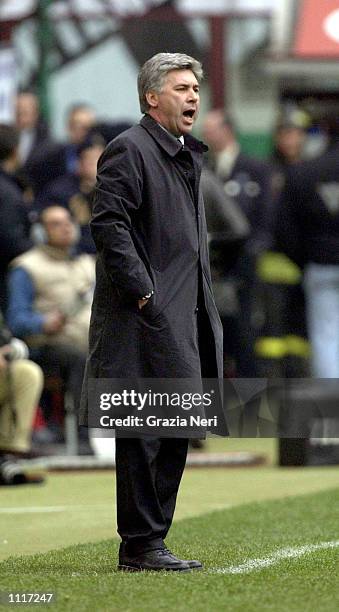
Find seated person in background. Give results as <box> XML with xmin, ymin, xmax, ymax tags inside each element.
<box><xmin>6</xmin><ymin>206</ymin><xmax>95</xmax><ymax>431</ymax></box>
<box><xmin>0</xmin><ymin>310</ymin><xmax>44</xmax><ymax>485</ymax></box>
<box><xmin>35</xmin><ymin>134</ymin><xmax>105</xmax><ymax>254</ymax></box>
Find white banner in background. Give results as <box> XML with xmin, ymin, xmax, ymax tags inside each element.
<box><xmin>177</xmin><ymin>0</ymin><xmax>275</xmax><ymax>14</ymax></box>
<box><xmin>0</xmin><ymin>0</ymin><xmax>276</xmax><ymax>21</ymax></box>
<box><xmin>0</xmin><ymin>47</ymin><xmax>17</xmax><ymax>123</ymax></box>
<box><xmin>0</xmin><ymin>0</ymin><xmax>34</xmax><ymax>21</ymax></box>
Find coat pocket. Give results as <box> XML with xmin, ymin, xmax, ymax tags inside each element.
<box><xmin>137</xmin><ymin>296</ymin><xmax>164</xmax><ymax>323</ymax></box>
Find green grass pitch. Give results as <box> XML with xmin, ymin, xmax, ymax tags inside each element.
<box><xmin>0</xmin><ymin>440</ymin><xmax>339</xmax><ymax>611</ymax></box>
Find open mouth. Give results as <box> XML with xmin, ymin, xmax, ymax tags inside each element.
<box><xmin>183</xmin><ymin>109</ymin><xmax>195</xmax><ymax>119</ymax></box>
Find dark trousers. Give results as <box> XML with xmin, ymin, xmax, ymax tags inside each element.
<box><xmin>32</xmin><ymin>344</ymin><xmax>86</xmax><ymax>415</ymax></box>
<box><xmin>115</xmin><ymin>436</ymin><xmax>188</xmax><ymax>552</ymax></box>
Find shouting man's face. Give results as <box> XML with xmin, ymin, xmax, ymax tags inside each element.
<box><xmin>147</xmin><ymin>69</ymin><xmax>200</xmax><ymax>137</ymax></box>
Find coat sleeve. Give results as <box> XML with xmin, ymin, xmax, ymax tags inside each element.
<box><xmin>90</xmin><ymin>137</ymin><xmax>154</xmax><ymax>300</ymax></box>
<box><xmin>6</xmin><ymin>267</ymin><xmax>44</xmax><ymax>336</ymax></box>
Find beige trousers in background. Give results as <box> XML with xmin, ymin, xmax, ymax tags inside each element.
<box><xmin>0</xmin><ymin>359</ymin><xmax>43</xmax><ymax>452</ymax></box>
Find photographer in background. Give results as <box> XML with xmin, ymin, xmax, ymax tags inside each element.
<box><xmin>0</xmin><ymin>311</ymin><xmax>44</xmax><ymax>485</ymax></box>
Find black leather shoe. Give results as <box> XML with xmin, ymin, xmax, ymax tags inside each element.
<box><xmin>184</xmin><ymin>559</ymin><xmax>203</xmax><ymax>569</ymax></box>
<box><xmin>118</xmin><ymin>547</ymin><xmax>191</xmax><ymax>572</ymax></box>
<box><xmin>163</xmin><ymin>548</ymin><xmax>202</xmax><ymax>570</ymax></box>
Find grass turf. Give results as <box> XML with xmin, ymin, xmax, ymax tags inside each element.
<box><xmin>1</xmin><ymin>461</ymin><xmax>339</xmax><ymax>559</ymax></box>
<box><xmin>1</xmin><ymin>487</ymin><xmax>339</xmax><ymax>611</ymax></box>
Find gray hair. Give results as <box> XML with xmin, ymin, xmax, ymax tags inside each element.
<box><xmin>138</xmin><ymin>52</ymin><xmax>203</xmax><ymax>114</ymax></box>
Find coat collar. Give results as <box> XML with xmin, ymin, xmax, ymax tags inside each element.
<box><xmin>140</xmin><ymin>114</ymin><xmax>208</xmax><ymax>157</ymax></box>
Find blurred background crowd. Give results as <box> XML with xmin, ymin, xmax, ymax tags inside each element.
<box><xmin>1</xmin><ymin>0</ymin><xmax>339</xmax><ymax>478</ymax></box>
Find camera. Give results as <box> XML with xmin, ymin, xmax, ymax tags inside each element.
<box><xmin>0</xmin><ymin>326</ymin><xmax>28</xmax><ymax>361</ymax></box>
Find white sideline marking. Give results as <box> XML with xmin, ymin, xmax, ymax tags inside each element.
<box><xmin>0</xmin><ymin>504</ymin><xmax>110</xmax><ymax>514</ymax></box>
<box><xmin>213</xmin><ymin>541</ymin><xmax>339</xmax><ymax>574</ymax></box>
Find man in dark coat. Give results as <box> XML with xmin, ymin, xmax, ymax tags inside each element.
<box><xmin>80</xmin><ymin>52</ymin><xmax>226</xmax><ymax>572</ymax></box>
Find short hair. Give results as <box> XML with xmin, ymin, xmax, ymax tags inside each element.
<box><xmin>40</xmin><ymin>205</ymin><xmax>71</xmax><ymax>226</ymax></box>
<box><xmin>66</xmin><ymin>103</ymin><xmax>95</xmax><ymax>120</ymax></box>
<box><xmin>17</xmin><ymin>89</ymin><xmax>39</xmax><ymax>102</ymax></box>
<box><xmin>138</xmin><ymin>52</ymin><xmax>203</xmax><ymax>114</ymax></box>
<box><xmin>0</xmin><ymin>124</ymin><xmax>19</xmax><ymax>162</ymax></box>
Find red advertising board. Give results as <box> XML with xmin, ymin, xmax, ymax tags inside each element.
<box><xmin>294</xmin><ymin>0</ymin><xmax>339</xmax><ymax>57</ymax></box>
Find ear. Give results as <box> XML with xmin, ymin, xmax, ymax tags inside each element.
<box><xmin>146</xmin><ymin>91</ymin><xmax>159</xmax><ymax>109</ymax></box>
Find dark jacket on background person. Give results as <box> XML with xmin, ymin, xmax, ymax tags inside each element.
<box><xmin>201</xmin><ymin>167</ymin><xmax>249</xmax><ymax>275</ymax></box>
<box><xmin>215</xmin><ymin>152</ymin><xmax>272</xmax><ymax>254</ymax></box>
<box><xmin>201</xmin><ymin>167</ymin><xmax>249</xmax><ymax>321</ymax></box>
<box><xmin>0</xmin><ymin>169</ymin><xmax>32</xmax><ymax>311</ymax></box>
<box><xmin>80</xmin><ymin>115</ymin><xmax>227</xmax><ymax>434</ymax></box>
<box><xmin>209</xmin><ymin>147</ymin><xmax>273</xmax><ymax>376</ymax></box>
<box><xmin>20</xmin><ymin>120</ymin><xmax>51</xmax><ymax>167</ymax></box>
<box><xmin>25</xmin><ymin>141</ymin><xmax>76</xmax><ymax>196</ymax></box>
<box><xmin>16</xmin><ymin>121</ymin><xmax>53</xmax><ymax>194</ymax></box>
<box><xmin>253</xmin><ymin>149</ymin><xmax>310</xmax><ymax>379</ymax></box>
<box><xmin>275</xmin><ymin>141</ymin><xmax>339</xmax><ymax>268</ymax></box>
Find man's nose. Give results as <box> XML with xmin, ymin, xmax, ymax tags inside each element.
<box><xmin>188</xmin><ymin>89</ymin><xmax>199</xmax><ymax>102</ymax></box>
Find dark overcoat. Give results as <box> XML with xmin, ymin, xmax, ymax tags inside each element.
<box><xmin>80</xmin><ymin>115</ymin><xmax>226</xmax><ymax>433</ymax></box>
